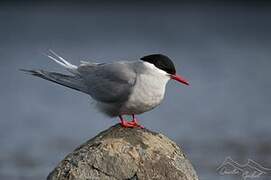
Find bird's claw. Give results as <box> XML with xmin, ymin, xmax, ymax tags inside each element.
<box><xmin>120</xmin><ymin>119</ymin><xmax>144</xmax><ymax>128</ymax></box>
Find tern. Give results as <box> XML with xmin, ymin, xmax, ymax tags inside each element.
<box><xmin>22</xmin><ymin>51</ymin><xmax>189</xmax><ymax>128</ymax></box>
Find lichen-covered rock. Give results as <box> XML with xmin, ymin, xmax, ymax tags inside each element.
<box><xmin>47</xmin><ymin>124</ymin><xmax>198</xmax><ymax>180</ymax></box>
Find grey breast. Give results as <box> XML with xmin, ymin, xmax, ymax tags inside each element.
<box><xmin>77</xmin><ymin>61</ymin><xmax>137</xmax><ymax>103</ymax></box>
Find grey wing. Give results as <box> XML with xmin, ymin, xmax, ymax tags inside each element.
<box><xmin>77</xmin><ymin>61</ymin><xmax>137</xmax><ymax>103</ymax></box>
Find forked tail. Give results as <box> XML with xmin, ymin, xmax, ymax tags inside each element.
<box><xmin>21</xmin><ymin>50</ymin><xmax>88</xmax><ymax>93</ymax></box>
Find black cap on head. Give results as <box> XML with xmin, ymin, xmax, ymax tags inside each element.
<box><xmin>140</xmin><ymin>54</ymin><xmax>176</xmax><ymax>75</ymax></box>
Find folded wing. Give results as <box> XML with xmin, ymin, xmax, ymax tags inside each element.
<box><xmin>78</xmin><ymin>62</ymin><xmax>137</xmax><ymax>103</ymax></box>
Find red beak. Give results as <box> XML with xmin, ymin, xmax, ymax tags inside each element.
<box><xmin>170</xmin><ymin>74</ymin><xmax>189</xmax><ymax>86</ymax></box>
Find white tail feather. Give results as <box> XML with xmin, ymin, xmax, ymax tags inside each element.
<box><xmin>45</xmin><ymin>50</ymin><xmax>78</xmax><ymax>74</ymax></box>
<box><xmin>46</xmin><ymin>54</ymin><xmax>67</xmax><ymax>67</ymax></box>
<box><xmin>49</xmin><ymin>50</ymin><xmax>77</xmax><ymax>68</ymax></box>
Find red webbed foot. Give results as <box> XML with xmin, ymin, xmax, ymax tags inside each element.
<box><xmin>128</xmin><ymin>118</ymin><xmax>144</xmax><ymax>128</ymax></box>
<box><xmin>119</xmin><ymin>115</ymin><xmax>144</xmax><ymax>128</ymax></box>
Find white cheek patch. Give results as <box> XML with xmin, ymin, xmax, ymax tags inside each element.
<box><xmin>141</xmin><ymin>61</ymin><xmax>169</xmax><ymax>76</ymax></box>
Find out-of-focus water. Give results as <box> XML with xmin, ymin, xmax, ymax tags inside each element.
<box><xmin>0</xmin><ymin>2</ymin><xmax>271</xmax><ymax>179</ymax></box>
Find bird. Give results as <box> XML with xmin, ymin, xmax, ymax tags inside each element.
<box><xmin>22</xmin><ymin>50</ymin><xmax>189</xmax><ymax>128</ymax></box>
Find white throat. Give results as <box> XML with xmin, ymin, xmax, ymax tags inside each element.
<box><xmin>122</xmin><ymin>61</ymin><xmax>170</xmax><ymax>115</ymax></box>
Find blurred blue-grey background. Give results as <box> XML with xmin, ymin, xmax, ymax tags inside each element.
<box><xmin>1</xmin><ymin>1</ymin><xmax>271</xmax><ymax>179</ymax></box>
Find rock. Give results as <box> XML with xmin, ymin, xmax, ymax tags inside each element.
<box><xmin>47</xmin><ymin>124</ymin><xmax>198</xmax><ymax>180</ymax></box>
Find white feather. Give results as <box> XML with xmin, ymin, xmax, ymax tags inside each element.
<box><xmin>45</xmin><ymin>50</ymin><xmax>78</xmax><ymax>74</ymax></box>
<box><xmin>120</xmin><ymin>61</ymin><xmax>170</xmax><ymax>114</ymax></box>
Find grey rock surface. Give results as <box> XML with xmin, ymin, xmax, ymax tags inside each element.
<box><xmin>47</xmin><ymin>124</ymin><xmax>198</xmax><ymax>180</ymax></box>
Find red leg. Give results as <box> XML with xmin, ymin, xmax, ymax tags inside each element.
<box><xmin>119</xmin><ymin>115</ymin><xmax>137</xmax><ymax>128</ymax></box>
<box><xmin>131</xmin><ymin>114</ymin><xmax>138</xmax><ymax>123</ymax></box>
<box><xmin>129</xmin><ymin>114</ymin><xmax>144</xmax><ymax>128</ymax></box>
<box><xmin>119</xmin><ymin>115</ymin><xmax>144</xmax><ymax>128</ymax></box>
